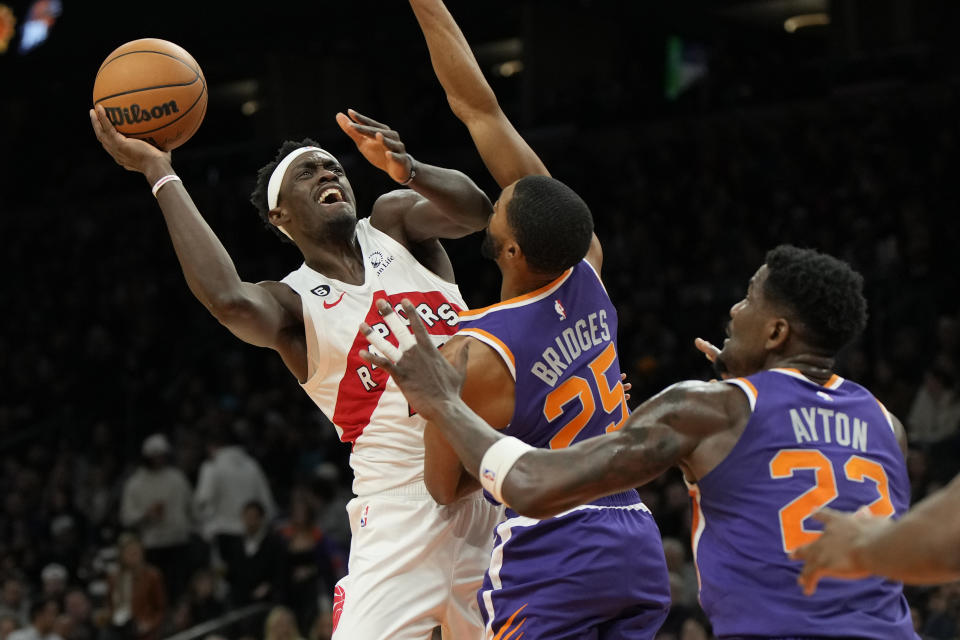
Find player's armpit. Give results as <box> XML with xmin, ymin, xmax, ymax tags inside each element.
<box><xmin>213</xmin><ymin>281</ymin><xmax>307</xmax><ymax>380</ymax></box>
<box><xmin>453</xmin><ymin>337</ymin><xmax>515</xmax><ymax>430</ymax></box>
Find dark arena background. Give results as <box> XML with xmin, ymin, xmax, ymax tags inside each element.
<box><xmin>2</xmin><ymin>1</ymin><xmax>959</xmax><ymax>639</ymax></box>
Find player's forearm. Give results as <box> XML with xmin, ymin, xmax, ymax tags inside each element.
<box><xmin>143</xmin><ymin>162</ymin><xmax>247</xmax><ymax>314</ymax></box>
<box><xmin>425</xmin><ymin>398</ymin><xmax>503</xmax><ymax>480</ymax></box>
<box><xmin>501</xmin><ymin>430</ymin><xmax>658</xmax><ymax>519</ymax></box>
<box><xmin>856</xmin><ymin>474</ymin><xmax>960</xmax><ymax>584</ymax></box>
<box><xmin>423</xmin><ymin>421</ymin><xmax>473</xmax><ymax>504</ymax></box>
<box><xmin>408</xmin><ymin>161</ymin><xmax>492</xmax><ymax>234</ymax></box>
<box><xmin>410</xmin><ymin>0</ymin><xmax>548</xmax><ymax>188</ymax></box>
<box><xmin>410</xmin><ymin>0</ymin><xmax>499</xmax><ymax>119</ymax></box>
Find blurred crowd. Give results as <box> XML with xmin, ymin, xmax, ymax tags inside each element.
<box><xmin>2</xmin><ymin>73</ymin><xmax>960</xmax><ymax>640</ymax></box>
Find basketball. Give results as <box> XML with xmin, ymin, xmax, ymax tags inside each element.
<box><xmin>93</xmin><ymin>38</ymin><xmax>207</xmax><ymax>151</ymax></box>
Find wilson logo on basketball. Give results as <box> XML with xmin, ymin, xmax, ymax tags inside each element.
<box><xmin>103</xmin><ymin>102</ymin><xmax>180</xmax><ymax>126</ymax></box>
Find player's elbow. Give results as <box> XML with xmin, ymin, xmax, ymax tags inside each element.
<box><xmin>424</xmin><ymin>469</ymin><xmax>460</xmax><ymax>506</ymax></box>
<box><xmin>447</xmin><ymin>93</ymin><xmax>501</xmax><ymax>125</ymax></box>
<box><xmin>426</xmin><ymin>480</ymin><xmax>459</xmax><ymax>506</ymax></box>
<box><xmin>208</xmin><ymin>293</ymin><xmax>254</xmax><ymax>324</ymax></box>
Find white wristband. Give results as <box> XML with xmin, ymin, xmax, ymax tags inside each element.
<box><xmin>479</xmin><ymin>436</ymin><xmax>534</xmax><ymax>506</ymax></box>
<box><xmin>151</xmin><ymin>174</ymin><xmax>182</xmax><ymax>198</ymax></box>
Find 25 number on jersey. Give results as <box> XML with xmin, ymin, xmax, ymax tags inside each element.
<box><xmin>542</xmin><ymin>343</ymin><xmax>629</xmax><ymax>449</ymax></box>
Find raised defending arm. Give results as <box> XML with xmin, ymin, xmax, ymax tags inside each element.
<box><xmin>410</xmin><ymin>0</ymin><xmax>602</xmax><ymax>268</ymax></box>
<box><xmin>409</xmin><ymin>0</ymin><xmax>549</xmax><ymax>187</ymax></box>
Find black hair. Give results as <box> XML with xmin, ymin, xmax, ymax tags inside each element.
<box><xmin>763</xmin><ymin>245</ymin><xmax>868</xmax><ymax>353</ymax></box>
<box><xmin>505</xmin><ymin>175</ymin><xmax>594</xmax><ymax>274</ymax></box>
<box><xmin>250</xmin><ymin>138</ymin><xmax>323</xmax><ymax>242</ymax></box>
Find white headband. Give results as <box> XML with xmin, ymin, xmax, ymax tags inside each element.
<box><xmin>267</xmin><ymin>146</ymin><xmax>326</xmax><ymax>210</ymax></box>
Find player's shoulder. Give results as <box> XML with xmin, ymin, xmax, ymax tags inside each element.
<box><xmin>664</xmin><ymin>379</ymin><xmax>744</xmax><ymax>403</ymax></box>
<box><xmin>257</xmin><ymin>279</ymin><xmax>301</xmax><ymax>302</ymax></box>
<box><xmin>442</xmin><ymin>333</ymin><xmax>503</xmax><ymax>367</ymax></box>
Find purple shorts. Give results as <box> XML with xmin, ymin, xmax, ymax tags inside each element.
<box><xmin>479</xmin><ymin>491</ymin><xmax>670</xmax><ymax>639</ymax></box>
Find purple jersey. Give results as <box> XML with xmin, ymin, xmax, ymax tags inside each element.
<box><xmin>457</xmin><ymin>260</ymin><xmax>630</xmax><ymax>454</ymax></box>
<box><xmin>690</xmin><ymin>368</ymin><xmax>916</xmax><ymax>639</ymax></box>
<box><xmin>457</xmin><ymin>260</ymin><xmax>669</xmax><ymax>638</ymax></box>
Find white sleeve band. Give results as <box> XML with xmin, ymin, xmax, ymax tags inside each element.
<box><xmin>478</xmin><ymin>436</ymin><xmax>535</xmax><ymax>506</ymax></box>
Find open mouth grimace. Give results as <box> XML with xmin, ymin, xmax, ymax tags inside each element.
<box><xmin>318</xmin><ymin>186</ymin><xmax>345</xmax><ymax>205</ymax></box>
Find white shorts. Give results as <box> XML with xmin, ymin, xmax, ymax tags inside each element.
<box><xmin>332</xmin><ymin>483</ymin><xmax>502</xmax><ymax>640</ymax></box>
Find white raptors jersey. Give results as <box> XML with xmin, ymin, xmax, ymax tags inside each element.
<box><xmin>282</xmin><ymin>218</ymin><xmax>466</xmax><ymax>496</ymax></box>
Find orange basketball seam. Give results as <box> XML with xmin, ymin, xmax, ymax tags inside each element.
<box><xmin>98</xmin><ymin>49</ymin><xmax>200</xmax><ymax>75</ymax></box>
<box><xmin>94</xmin><ymin>78</ymin><xmax>202</xmax><ymax>104</ymax></box>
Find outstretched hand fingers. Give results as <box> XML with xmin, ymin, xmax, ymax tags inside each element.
<box><xmin>361</xmin><ymin>319</ymin><xmax>402</xmax><ymax>362</ymax></box>
<box><xmin>376</xmin><ymin>131</ymin><xmax>405</xmax><ymax>151</ymax></box>
<box><xmin>336</xmin><ymin>112</ymin><xmax>368</xmax><ymax>146</ymax></box>
<box><xmin>620</xmin><ymin>372</ymin><xmax>632</xmax><ymax>401</ymax></box>
<box><xmin>811</xmin><ymin>507</ymin><xmax>843</xmax><ymax>525</ymax></box>
<box><xmin>790</xmin><ymin>536</ymin><xmax>825</xmax><ymax>596</ymax></box>
<box><xmin>694</xmin><ymin>337</ymin><xmax>721</xmax><ymax>363</ymax></box>
<box><xmin>797</xmin><ymin>564</ymin><xmax>824</xmax><ymax>596</ymax></box>
<box><xmin>90</xmin><ymin>105</ymin><xmax>117</xmax><ymax>144</ymax></box>
<box><xmin>347</xmin><ymin>108</ymin><xmax>389</xmax><ymax>129</ymax></box>
<box><xmin>359</xmin><ymin>347</ymin><xmax>395</xmax><ymax>371</ymax></box>
<box><xmin>377</xmin><ymin>300</ymin><xmax>416</xmax><ymax>352</ymax></box>
<box><xmin>399</xmin><ymin>299</ymin><xmax>435</xmax><ymax>348</ymax></box>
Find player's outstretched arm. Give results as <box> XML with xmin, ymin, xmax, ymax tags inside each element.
<box><xmin>409</xmin><ymin>0</ymin><xmax>548</xmax><ymax>188</ymax></box>
<box><xmin>500</xmin><ymin>381</ymin><xmax>733</xmax><ymax>517</ymax></box>
<box><xmin>90</xmin><ymin>107</ymin><xmax>303</xmax><ymax>370</ymax></box>
<box><xmin>793</xmin><ymin>472</ymin><xmax>960</xmax><ymax>591</ymax></box>
<box><xmin>337</xmin><ymin>109</ymin><xmax>492</xmax><ymax>242</ymax></box>
<box><xmin>410</xmin><ymin>0</ymin><xmax>602</xmax><ymax>269</ymax></box>
<box><xmin>361</xmin><ymin>300</ymin><xmax>734</xmax><ymax>518</ymax></box>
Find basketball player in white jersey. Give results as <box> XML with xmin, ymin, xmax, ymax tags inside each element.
<box><xmin>89</xmin><ymin>105</ymin><xmax>502</xmax><ymax>639</ymax></box>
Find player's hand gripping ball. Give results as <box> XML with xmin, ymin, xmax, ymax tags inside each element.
<box><xmin>93</xmin><ymin>38</ymin><xmax>207</xmax><ymax>151</ymax></box>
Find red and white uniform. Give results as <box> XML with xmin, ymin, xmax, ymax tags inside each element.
<box><xmin>282</xmin><ymin>218</ymin><xmax>500</xmax><ymax>639</ymax></box>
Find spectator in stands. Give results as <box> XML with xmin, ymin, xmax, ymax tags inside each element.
<box><xmin>661</xmin><ymin>537</ymin><xmax>698</xmax><ymax>609</ymax></box>
<box><xmin>0</xmin><ymin>614</ymin><xmax>20</xmax><ymax>640</ymax></box>
<box><xmin>0</xmin><ymin>576</ymin><xmax>28</xmax><ymax>626</ymax></box>
<box><xmin>194</xmin><ymin>427</ymin><xmax>276</xmax><ymax>564</ymax></box>
<box><xmin>120</xmin><ymin>434</ymin><xmax>195</xmax><ymax>600</ymax></box>
<box><xmin>60</xmin><ymin>589</ymin><xmax>94</xmax><ymax>640</ymax></box>
<box><xmin>908</xmin><ymin>356</ymin><xmax>960</xmax><ymax>448</ymax></box>
<box><xmin>38</xmin><ymin>565</ymin><xmax>68</xmax><ymax>603</ymax></box>
<box><xmin>184</xmin><ymin>568</ymin><xmax>225</xmax><ymax>626</ymax></box>
<box><xmin>221</xmin><ymin>501</ymin><xmax>285</xmax><ymax>608</ymax></box>
<box><xmin>41</xmin><ymin>487</ymin><xmax>87</xmax><ymax>580</ymax></box>
<box><xmin>105</xmin><ymin>534</ymin><xmax>166</xmax><ymax>640</ymax></box>
<box><xmin>7</xmin><ymin>600</ymin><xmax>61</xmax><ymax>640</ymax></box>
<box><xmin>277</xmin><ymin>492</ymin><xmax>343</xmax><ymax>632</ymax></box>
<box><xmin>263</xmin><ymin>606</ymin><xmax>304</xmax><ymax>640</ymax></box>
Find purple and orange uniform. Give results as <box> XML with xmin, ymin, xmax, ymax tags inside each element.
<box><xmin>457</xmin><ymin>260</ymin><xmax>670</xmax><ymax>639</ymax></box>
<box><xmin>688</xmin><ymin>369</ymin><xmax>918</xmax><ymax>639</ymax></box>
